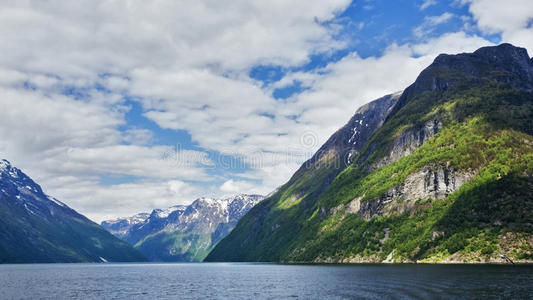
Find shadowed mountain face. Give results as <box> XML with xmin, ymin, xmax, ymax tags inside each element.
<box><xmin>206</xmin><ymin>43</ymin><xmax>533</xmax><ymax>264</ymax></box>
<box><xmin>102</xmin><ymin>194</ymin><xmax>264</xmax><ymax>262</ymax></box>
<box><xmin>0</xmin><ymin>159</ymin><xmax>146</xmax><ymax>263</ymax></box>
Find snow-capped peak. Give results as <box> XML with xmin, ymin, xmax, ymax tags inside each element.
<box><xmin>153</xmin><ymin>205</ymin><xmax>186</xmax><ymax>218</ymax></box>
<box><xmin>105</xmin><ymin>212</ymin><xmax>151</xmax><ymax>226</ymax></box>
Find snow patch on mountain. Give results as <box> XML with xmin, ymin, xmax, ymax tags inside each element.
<box><xmin>153</xmin><ymin>205</ymin><xmax>186</xmax><ymax>219</ymax></box>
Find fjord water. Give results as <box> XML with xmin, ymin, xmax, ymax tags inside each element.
<box><xmin>1</xmin><ymin>263</ymin><xmax>532</xmax><ymax>299</ymax></box>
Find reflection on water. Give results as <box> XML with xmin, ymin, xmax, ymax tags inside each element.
<box><xmin>1</xmin><ymin>263</ymin><xmax>531</xmax><ymax>299</ymax></box>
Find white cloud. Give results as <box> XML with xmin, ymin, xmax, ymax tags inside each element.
<box><xmin>420</xmin><ymin>0</ymin><xmax>438</xmax><ymax>10</ymax></box>
<box><xmin>51</xmin><ymin>178</ymin><xmax>204</xmax><ymax>223</ymax></box>
<box><xmin>465</xmin><ymin>0</ymin><xmax>533</xmax><ymax>52</ymax></box>
<box><xmin>414</xmin><ymin>12</ymin><xmax>455</xmax><ymax>38</ymax></box>
<box><xmin>427</xmin><ymin>12</ymin><xmax>455</xmax><ymax>25</ymax></box>
<box><xmin>220</xmin><ymin>179</ymin><xmax>259</xmax><ymax>194</ymax></box>
<box><xmin>0</xmin><ymin>83</ymin><xmax>217</xmax><ymax>224</ymax></box>
<box><xmin>123</xmin><ymin>128</ymin><xmax>153</xmax><ymax>146</ymax></box>
<box><xmin>0</xmin><ymin>86</ymin><xmax>122</xmax><ymax>153</ymax></box>
<box><xmin>466</xmin><ymin>0</ymin><xmax>533</xmax><ymax>34</ymax></box>
<box><xmin>0</xmin><ymin>85</ymin><xmax>211</xmax><ymax>179</ymax></box>
<box><xmin>0</xmin><ymin>0</ymin><xmax>351</xmax><ymax>77</ymax></box>
<box><xmin>410</xmin><ymin>31</ymin><xmax>493</xmax><ymax>56</ymax></box>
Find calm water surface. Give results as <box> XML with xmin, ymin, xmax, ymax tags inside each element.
<box><xmin>0</xmin><ymin>263</ymin><xmax>532</xmax><ymax>299</ymax></box>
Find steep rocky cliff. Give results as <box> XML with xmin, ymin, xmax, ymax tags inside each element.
<box><xmin>348</xmin><ymin>166</ymin><xmax>476</xmax><ymax>220</ymax></box>
<box><xmin>372</xmin><ymin>119</ymin><xmax>443</xmax><ymax>169</ymax></box>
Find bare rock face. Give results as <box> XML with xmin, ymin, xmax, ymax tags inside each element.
<box><xmin>297</xmin><ymin>92</ymin><xmax>401</xmax><ymax>172</ymax></box>
<box><xmin>373</xmin><ymin>119</ymin><xmax>442</xmax><ymax>169</ymax></box>
<box><xmin>356</xmin><ymin>166</ymin><xmax>476</xmax><ymax>219</ymax></box>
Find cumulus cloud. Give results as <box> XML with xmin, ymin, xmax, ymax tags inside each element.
<box><xmin>51</xmin><ymin>178</ymin><xmax>204</xmax><ymax>223</ymax></box>
<box><xmin>0</xmin><ymin>86</ymin><xmax>211</xmax><ymax>178</ymax></box>
<box><xmin>465</xmin><ymin>0</ymin><xmax>533</xmax><ymax>52</ymax></box>
<box><xmin>220</xmin><ymin>179</ymin><xmax>260</xmax><ymax>195</ymax></box>
<box><xmin>466</xmin><ymin>0</ymin><xmax>533</xmax><ymax>34</ymax></box>
<box><xmin>0</xmin><ymin>0</ymin><xmax>351</xmax><ymax>76</ymax></box>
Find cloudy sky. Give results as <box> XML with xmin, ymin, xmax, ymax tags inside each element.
<box><xmin>1</xmin><ymin>0</ymin><xmax>532</xmax><ymax>222</ymax></box>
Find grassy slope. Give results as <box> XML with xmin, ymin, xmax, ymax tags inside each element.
<box><xmin>206</xmin><ymin>79</ymin><xmax>533</xmax><ymax>263</ymax></box>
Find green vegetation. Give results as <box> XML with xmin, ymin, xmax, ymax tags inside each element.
<box><xmin>291</xmin><ymin>173</ymin><xmax>532</xmax><ymax>263</ymax></box>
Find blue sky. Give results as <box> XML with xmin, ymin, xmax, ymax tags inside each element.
<box><xmin>0</xmin><ymin>0</ymin><xmax>531</xmax><ymax>221</ymax></box>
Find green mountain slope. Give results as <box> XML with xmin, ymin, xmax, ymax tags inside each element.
<box><xmin>205</xmin><ymin>43</ymin><xmax>533</xmax><ymax>263</ymax></box>
<box><xmin>0</xmin><ymin>160</ymin><xmax>147</xmax><ymax>263</ymax></box>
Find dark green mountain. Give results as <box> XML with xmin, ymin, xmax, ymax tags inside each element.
<box><xmin>0</xmin><ymin>159</ymin><xmax>147</xmax><ymax>263</ymax></box>
<box><xmin>205</xmin><ymin>43</ymin><xmax>533</xmax><ymax>264</ymax></box>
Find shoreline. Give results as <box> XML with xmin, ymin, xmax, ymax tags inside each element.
<box><xmin>284</xmin><ymin>261</ymin><xmax>533</xmax><ymax>266</ymax></box>
<box><xmin>286</xmin><ymin>259</ymin><xmax>533</xmax><ymax>265</ymax></box>
<box><xmin>2</xmin><ymin>260</ymin><xmax>533</xmax><ymax>266</ymax></box>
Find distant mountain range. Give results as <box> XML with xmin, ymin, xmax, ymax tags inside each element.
<box><xmin>206</xmin><ymin>43</ymin><xmax>533</xmax><ymax>264</ymax></box>
<box><xmin>0</xmin><ymin>159</ymin><xmax>146</xmax><ymax>263</ymax></box>
<box><xmin>102</xmin><ymin>194</ymin><xmax>264</xmax><ymax>261</ymax></box>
